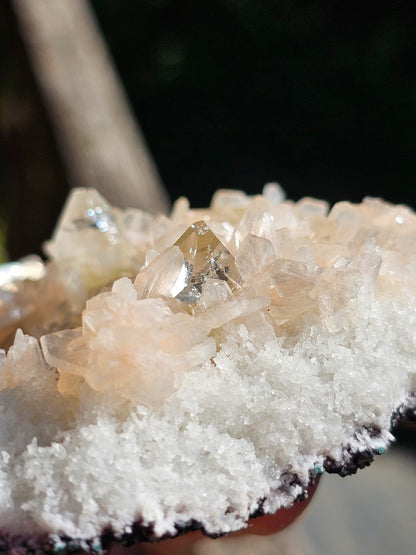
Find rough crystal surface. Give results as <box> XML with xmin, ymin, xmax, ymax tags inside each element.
<box><xmin>41</xmin><ymin>278</ymin><xmax>216</xmax><ymax>403</ymax></box>
<box><xmin>1</xmin><ymin>185</ymin><xmax>416</xmax><ymax>550</ymax></box>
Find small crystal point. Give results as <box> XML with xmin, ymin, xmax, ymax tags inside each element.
<box><xmin>43</xmin><ymin>188</ymin><xmax>127</xmax><ymax>290</ymax></box>
<box><xmin>175</xmin><ymin>284</ymin><xmax>201</xmax><ymax>304</ymax></box>
<box><xmin>47</xmin><ymin>188</ymin><xmax>119</xmax><ymax>247</ymax></box>
<box><xmin>174</xmin><ymin>221</ymin><xmax>242</xmax><ymax>296</ymax></box>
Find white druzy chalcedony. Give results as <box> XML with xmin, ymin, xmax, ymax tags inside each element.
<box><xmin>1</xmin><ymin>183</ymin><xmax>416</xmax><ymax>548</ymax></box>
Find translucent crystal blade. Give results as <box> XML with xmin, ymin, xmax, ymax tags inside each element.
<box><xmin>233</xmin><ymin>196</ymin><xmax>275</xmax><ymax>249</ymax></box>
<box><xmin>41</xmin><ymin>328</ymin><xmax>89</xmax><ymax>377</ymax></box>
<box><xmin>134</xmin><ymin>246</ymin><xmax>188</xmax><ymax>300</ymax></box>
<box><xmin>235</xmin><ymin>234</ymin><xmax>276</xmax><ymax>279</ymax></box>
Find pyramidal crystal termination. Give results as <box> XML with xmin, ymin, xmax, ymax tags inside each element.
<box><xmin>0</xmin><ymin>184</ymin><xmax>415</xmax><ymax>553</ymax></box>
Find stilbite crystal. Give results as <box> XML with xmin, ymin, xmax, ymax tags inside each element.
<box><xmin>41</xmin><ymin>278</ymin><xmax>216</xmax><ymax>403</ymax></box>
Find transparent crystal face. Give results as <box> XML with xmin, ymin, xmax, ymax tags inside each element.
<box><xmin>74</xmin><ymin>205</ymin><xmax>119</xmax><ymax>241</ymax></box>
<box><xmin>173</xmin><ymin>221</ymin><xmax>242</xmax><ymax>303</ymax></box>
<box><xmin>52</xmin><ymin>188</ymin><xmax>119</xmax><ymax>244</ymax></box>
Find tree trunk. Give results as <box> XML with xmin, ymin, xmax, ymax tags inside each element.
<box><xmin>10</xmin><ymin>0</ymin><xmax>170</xmax><ymax>214</ymax></box>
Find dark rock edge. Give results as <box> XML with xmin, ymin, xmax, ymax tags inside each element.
<box><xmin>1</xmin><ymin>397</ymin><xmax>415</xmax><ymax>555</ymax></box>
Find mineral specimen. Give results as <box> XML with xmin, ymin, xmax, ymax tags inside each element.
<box><xmin>0</xmin><ymin>184</ymin><xmax>415</xmax><ymax>553</ymax></box>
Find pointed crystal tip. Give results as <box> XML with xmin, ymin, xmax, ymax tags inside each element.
<box><xmin>174</xmin><ymin>220</ymin><xmax>242</xmax><ymax>299</ymax></box>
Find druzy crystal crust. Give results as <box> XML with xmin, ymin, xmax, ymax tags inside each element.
<box><xmin>0</xmin><ymin>184</ymin><xmax>416</xmax><ymax>552</ymax></box>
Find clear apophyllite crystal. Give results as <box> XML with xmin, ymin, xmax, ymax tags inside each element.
<box><xmin>134</xmin><ymin>220</ymin><xmax>242</xmax><ymax>305</ymax></box>
<box><xmin>174</xmin><ymin>221</ymin><xmax>242</xmax><ymax>302</ymax></box>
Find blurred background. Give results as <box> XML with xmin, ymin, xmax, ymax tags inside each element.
<box><xmin>0</xmin><ymin>2</ymin><xmax>415</xmax><ymax>552</ymax></box>
<box><xmin>90</xmin><ymin>0</ymin><xmax>416</xmax><ymax>206</ymax></box>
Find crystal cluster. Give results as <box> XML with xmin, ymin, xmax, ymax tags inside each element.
<box><xmin>0</xmin><ymin>185</ymin><xmax>415</xmax><ymax>551</ymax></box>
